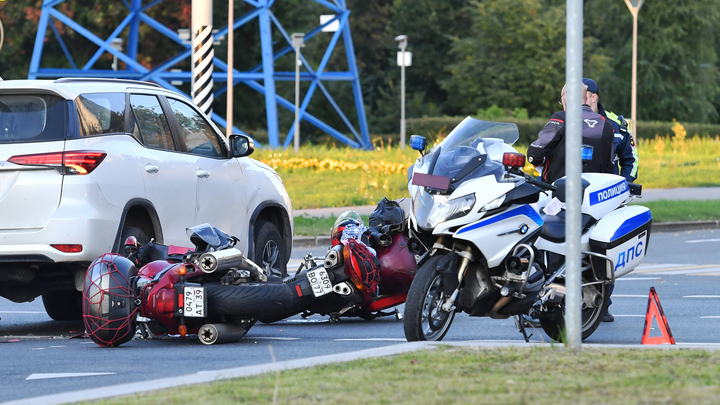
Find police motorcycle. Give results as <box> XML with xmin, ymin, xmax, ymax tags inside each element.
<box><xmin>402</xmin><ymin>117</ymin><xmax>651</xmax><ymax>342</ymax></box>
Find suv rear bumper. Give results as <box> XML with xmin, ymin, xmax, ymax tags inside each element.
<box><xmin>0</xmin><ymin>216</ymin><xmax>121</xmax><ymax>264</ymax></box>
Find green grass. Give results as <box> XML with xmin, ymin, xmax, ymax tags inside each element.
<box><xmin>89</xmin><ymin>346</ymin><xmax>720</xmax><ymax>405</ymax></box>
<box><xmin>292</xmin><ymin>200</ymin><xmax>720</xmax><ymax>237</ymax></box>
<box><xmin>632</xmin><ymin>199</ymin><xmax>720</xmax><ymax>222</ymax></box>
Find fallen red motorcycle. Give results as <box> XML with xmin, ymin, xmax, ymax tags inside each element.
<box><xmin>82</xmin><ymin>201</ymin><xmax>417</xmax><ymax>347</ymax></box>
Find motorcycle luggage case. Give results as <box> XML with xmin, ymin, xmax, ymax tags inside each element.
<box><xmin>589</xmin><ymin>205</ymin><xmax>652</xmax><ymax>280</ymax></box>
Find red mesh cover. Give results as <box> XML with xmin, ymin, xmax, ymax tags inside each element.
<box><xmin>82</xmin><ymin>254</ymin><xmax>138</xmax><ymax>347</ymax></box>
<box><xmin>344</xmin><ymin>239</ymin><xmax>380</xmax><ymax>299</ymax></box>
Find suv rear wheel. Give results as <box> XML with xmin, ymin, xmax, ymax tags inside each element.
<box><xmin>253</xmin><ymin>221</ymin><xmax>287</xmax><ymax>278</ymax></box>
<box><xmin>42</xmin><ymin>289</ymin><xmax>83</xmax><ymax>321</ymax></box>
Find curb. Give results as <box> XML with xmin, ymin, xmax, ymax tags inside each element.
<box><xmin>8</xmin><ymin>340</ymin><xmax>720</xmax><ymax>405</ymax></box>
<box><xmin>292</xmin><ymin>221</ymin><xmax>719</xmax><ymax>248</ymax></box>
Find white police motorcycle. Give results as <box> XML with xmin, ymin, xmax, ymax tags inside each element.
<box><xmin>402</xmin><ymin>117</ymin><xmax>651</xmax><ymax>341</ymax></box>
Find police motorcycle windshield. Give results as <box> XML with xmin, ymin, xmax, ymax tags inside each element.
<box><xmin>186</xmin><ymin>223</ymin><xmax>234</xmax><ymax>251</ymax></box>
<box><xmin>412</xmin><ymin>118</ymin><xmax>520</xmax><ymax>231</ymax></box>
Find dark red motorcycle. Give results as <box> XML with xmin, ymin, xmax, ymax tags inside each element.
<box><xmin>82</xmin><ymin>201</ymin><xmax>417</xmax><ymax>347</ymax></box>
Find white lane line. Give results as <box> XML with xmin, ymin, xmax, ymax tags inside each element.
<box><xmin>31</xmin><ymin>348</ymin><xmax>45</xmax><ymax>351</ymax></box>
<box><xmin>701</xmin><ymin>316</ymin><xmax>720</xmax><ymax>319</ymax></box>
<box><xmin>0</xmin><ymin>311</ymin><xmax>46</xmax><ymax>314</ymax></box>
<box><xmin>687</xmin><ymin>238</ymin><xmax>720</xmax><ymax>243</ymax></box>
<box><xmin>334</xmin><ymin>338</ymin><xmax>407</xmax><ymax>342</ymax></box>
<box><xmin>616</xmin><ymin>277</ymin><xmax>662</xmax><ymax>281</ymax></box>
<box><xmin>684</xmin><ymin>295</ymin><xmax>720</xmax><ymax>298</ymax></box>
<box><xmin>49</xmin><ymin>346</ymin><xmax>66</xmax><ymax>348</ymax></box>
<box><xmin>251</xmin><ymin>337</ymin><xmax>301</xmax><ymax>341</ymax></box>
<box><xmin>26</xmin><ymin>372</ymin><xmax>116</xmax><ymax>380</ymax></box>
<box><xmin>612</xmin><ymin>294</ymin><xmax>648</xmax><ymax>298</ymax></box>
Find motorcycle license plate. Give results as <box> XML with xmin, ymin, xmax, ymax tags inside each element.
<box><xmin>307</xmin><ymin>268</ymin><xmax>333</xmax><ymax>297</ymax></box>
<box><xmin>183</xmin><ymin>286</ymin><xmax>206</xmax><ymax>317</ymax></box>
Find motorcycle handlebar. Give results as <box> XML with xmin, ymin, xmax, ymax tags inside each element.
<box><xmin>508</xmin><ymin>168</ymin><xmax>556</xmax><ymax>191</ymax></box>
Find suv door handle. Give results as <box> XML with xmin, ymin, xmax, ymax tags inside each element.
<box><xmin>145</xmin><ymin>165</ymin><xmax>159</xmax><ymax>174</ymax></box>
<box><xmin>196</xmin><ymin>170</ymin><xmax>210</xmax><ymax>179</ymax></box>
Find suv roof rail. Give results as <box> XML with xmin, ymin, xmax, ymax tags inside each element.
<box><xmin>54</xmin><ymin>78</ymin><xmax>163</xmax><ymax>88</ymax></box>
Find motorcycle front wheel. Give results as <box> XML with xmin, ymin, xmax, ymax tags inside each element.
<box><xmin>403</xmin><ymin>255</ymin><xmax>456</xmax><ymax>341</ymax></box>
<box><xmin>540</xmin><ymin>279</ymin><xmax>609</xmax><ymax>342</ymax></box>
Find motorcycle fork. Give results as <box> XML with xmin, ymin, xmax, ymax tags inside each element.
<box><xmin>440</xmin><ymin>245</ymin><xmax>474</xmax><ymax>312</ymax></box>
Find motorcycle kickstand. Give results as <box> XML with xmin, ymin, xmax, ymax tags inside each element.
<box><xmin>514</xmin><ymin>315</ymin><xmax>532</xmax><ymax>343</ymax></box>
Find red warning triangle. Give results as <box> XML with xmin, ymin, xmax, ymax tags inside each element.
<box><xmin>641</xmin><ymin>287</ymin><xmax>675</xmax><ymax>345</ymax></box>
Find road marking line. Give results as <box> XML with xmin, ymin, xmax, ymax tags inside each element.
<box><xmin>49</xmin><ymin>346</ymin><xmax>66</xmax><ymax>348</ymax></box>
<box><xmin>251</xmin><ymin>337</ymin><xmax>301</xmax><ymax>340</ymax></box>
<box><xmin>686</xmin><ymin>238</ymin><xmax>720</xmax><ymax>243</ymax></box>
<box><xmin>31</xmin><ymin>348</ymin><xmax>45</xmax><ymax>351</ymax></box>
<box><xmin>701</xmin><ymin>316</ymin><xmax>720</xmax><ymax>319</ymax></box>
<box><xmin>612</xmin><ymin>315</ymin><xmax>645</xmax><ymax>317</ymax></box>
<box><xmin>612</xmin><ymin>294</ymin><xmax>648</xmax><ymax>298</ymax></box>
<box><xmin>26</xmin><ymin>372</ymin><xmax>116</xmax><ymax>380</ymax></box>
<box><xmin>684</xmin><ymin>295</ymin><xmax>720</xmax><ymax>298</ymax></box>
<box><xmin>334</xmin><ymin>338</ymin><xmax>407</xmax><ymax>342</ymax></box>
<box><xmin>0</xmin><ymin>311</ymin><xmax>46</xmax><ymax>314</ymax></box>
<box><xmin>616</xmin><ymin>277</ymin><xmax>662</xmax><ymax>281</ymax></box>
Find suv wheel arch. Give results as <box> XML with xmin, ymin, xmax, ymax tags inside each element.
<box><xmin>113</xmin><ymin>199</ymin><xmax>163</xmax><ymax>252</ymax></box>
<box><xmin>247</xmin><ymin>203</ymin><xmax>292</xmax><ymax>264</ymax></box>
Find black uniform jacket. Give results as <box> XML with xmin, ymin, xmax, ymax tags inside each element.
<box><xmin>527</xmin><ymin>105</ymin><xmax>614</xmax><ymax>184</ymax></box>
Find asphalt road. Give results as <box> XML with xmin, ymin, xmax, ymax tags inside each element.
<box><xmin>2</xmin><ymin>228</ymin><xmax>720</xmax><ymax>403</ymax></box>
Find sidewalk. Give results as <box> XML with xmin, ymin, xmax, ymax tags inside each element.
<box><xmin>291</xmin><ymin>188</ymin><xmax>720</xmax><ymax>248</ymax></box>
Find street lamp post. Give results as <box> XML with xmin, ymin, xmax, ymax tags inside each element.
<box><xmin>110</xmin><ymin>38</ymin><xmax>124</xmax><ymax>71</ymax></box>
<box><xmin>394</xmin><ymin>35</ymin><xmax>411</xmax><ymax>149</ymax></box>
<box><xmin>226</xmin><ymin>0</ymin><xmax>234</xmax><ymax>138</ymax></box>
<box><xmin>624</xmin><ymin>0</ymin><xmax>645</xmax><ymax>139</ymax></box>
<box><xmin>291</xmin><ymin>33</ymin><xmax>305</xmax><ymax>152</ymax></box>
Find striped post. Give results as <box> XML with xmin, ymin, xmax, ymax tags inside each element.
<box><xmin>192</xmin><ymin>0</ymin><xmax>214</xmax><ymax>116</ymax></box>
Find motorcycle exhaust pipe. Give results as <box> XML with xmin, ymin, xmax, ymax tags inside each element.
<box><xmin>542</xmin><ymin>283</ymin><xmax>566</xmax><ymax>306</ymax></box>
<box><xmin>324</xmin><ymin>245</ymin><xmax>344</xmax><ymax>269</ymax></box>
<box><xmin>332</xmin><ymin>281</ymin><xmax>353</xmax><ymax>296</ymax></box>
<box><xmin>197</xmin><ymin>248</ymin><xmax>245</xmax><ymax>274</ymax></box>
<box><xmin>198</xmin><ymin>323</ymin><xmax>247</xmax><ymax>345</ymax></box>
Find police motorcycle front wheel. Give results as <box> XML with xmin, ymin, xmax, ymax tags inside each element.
<box><xmin>403</xmin><ymin>255</ymin><xmax>456</xmax><ymax>342</ymax></box>
<box><xmin>539</xmin><ymin>278</ymin><xmax>609</xmax><ymax>342</ymax></box>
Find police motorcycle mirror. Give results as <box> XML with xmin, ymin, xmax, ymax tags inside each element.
<box><xmin>581</xmin><ymin>145</ymin><xmax>594</xmax><ymax>165</ymax></box>
<box><xmin>409</xmin><ymin>135</ymin><xmax>427</xmax><ymax>155</ymax></box>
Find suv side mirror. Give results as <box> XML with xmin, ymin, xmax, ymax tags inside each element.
<box><xmin>230</xmin><ymin>134</ymin><xmax>255</xmax><ymax>157</ymax></box>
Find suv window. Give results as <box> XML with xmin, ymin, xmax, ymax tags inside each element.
<box><xmin>130</xmin><ymin>94</ymin><xmax>175</xmax><ymax>151</ymax></box>
<box><xmin>76</xmin><ymin>93</ymin><xmax>126</xmax><ymax>137</ymax></box>
<box><xmin>167</xmin><ymin>98</ymin><xmax>224</xmax><ymax>158</ymax></box>
<box><xmin>0</xmin><ymin>94</ymin><xmax>67</xmax><ymax>144</ymax></box>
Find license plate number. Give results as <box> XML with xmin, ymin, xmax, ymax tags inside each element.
<box><xmin>307</xmin><ymin>268</ymin><xmax>333</xmax><ymax>297</ymax></box>
<box><xmin>183</xmin><ymin>286</ymin><xmax>206</xmax><ymax>317</ymax></box>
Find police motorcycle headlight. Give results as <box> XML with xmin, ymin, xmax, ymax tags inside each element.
<box><xmin>480</xmin><ymin>195</ymin><xmax>505</xmax><ymax>211</ymax></box>
<box><xmin>422</xmin><ymin>193</ymin><xmax>476</xmax><ymax>229</ymax></box>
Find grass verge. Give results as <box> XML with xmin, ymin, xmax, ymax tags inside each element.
<box><xmin>292</xmin><ymin>200</ymin><xmax>720</xmax><ymax>236</ymax></box>
<box><xmin>91</xmin><ymin>346</ymin><xmax>720</xmax><ymax>405</ymax></box>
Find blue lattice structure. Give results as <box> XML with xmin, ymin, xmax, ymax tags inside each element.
<box><xmin>28</xmin><ymin>0</ymin><xmax>371</xmax><ymax>149</ymax></box>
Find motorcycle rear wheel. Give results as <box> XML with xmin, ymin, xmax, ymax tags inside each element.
<box><xmin>403</xmin><ymin>255</ymin><xmax>455</xmax><ymax>341</ymax></box>
<box><xmin>540</xmin><ymin>279</ymin><xmax>609</xmax><ymax>342</ymax></box>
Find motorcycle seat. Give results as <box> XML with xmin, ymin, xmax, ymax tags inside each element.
<box><xmin>539</xmin><ymin>211</ymin><xmax>596</xmax><ymax>243</ymax></box>
<box><xmin>552</xmin><ymin>177</ymin><xmax>591</xmax><ymax>204</ymax></box>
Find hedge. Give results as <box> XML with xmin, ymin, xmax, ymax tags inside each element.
<box><xmin>407</xmin><ymin>116</ymin><xmax>720</xmax><ymax>145</ymax></box>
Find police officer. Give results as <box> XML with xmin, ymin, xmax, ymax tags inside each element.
<box><xmin>582</xmin><ymin>78</ymin><xmax>638</xmax><ymax>183</ymax></box>
<box><xmin>527</xmin><ymin>82</ymin><xmax>615</xmax><ymax>184</ymax></box>
<box><xmin>582</xmin><ymin>78</ymin><xmax>639</xmax><ymax>323</ymax></box>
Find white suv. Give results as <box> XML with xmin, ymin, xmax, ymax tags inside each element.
<box><xmin>0</xmin><ymin>78</ymin><xmax>293</xmax><ymax>320</ymax></box>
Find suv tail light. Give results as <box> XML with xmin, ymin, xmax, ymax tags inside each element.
<box><xmin>51</xmin><ymin>244</ymin><xmax>83</xmax><ymax>253</ymax></box>
<box><xmin>8</xmin><ymin>151</ymin><xmax>107</xmax><ymax>175</ymax></box>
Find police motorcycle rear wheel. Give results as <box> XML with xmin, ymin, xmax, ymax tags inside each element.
<box><xmin>403</xmin><ymin>255</ymin><xmax>456</xmax><ymax>342</ymax></box>
<box><xmin>539</xmin><ymin>278</ymin><xmax>609</xmax><ymax>341</ymax></box>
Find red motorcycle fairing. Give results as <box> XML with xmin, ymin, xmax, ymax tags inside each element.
<box><xmin>375</xmin><ymin>233</ymin><xmax>417</xmax><ymax>296</ymax></box>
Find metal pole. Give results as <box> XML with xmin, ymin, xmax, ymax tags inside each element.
<box><xmin>400</xmin><ymin>52</ymin><xmax>406</xmax><ymax>150</ymax></box>
<box><xmin>192</xmin><ymin>0</ymin><xmax>214</xmax><ymax>116</ymax></box>
<box><xmin>565</xmin><ymin>0</ymin><xmax>583</xmax><ymax>350</ymax></box>
<box><xmin>630</xmin><ymin>12</ymin><xmax>638</xmax><ymax>138</ymax></box>
<box><xmin>226</xmin><ymin>0</ymin><xmax>233</xmax><ymax>138</ymax></box>
<box><xmin>294</xmin><ymin>45</ymin><xmax>301</xmax><ymax>152</ymax></box>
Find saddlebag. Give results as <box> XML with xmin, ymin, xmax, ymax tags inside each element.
<box><xmin>589</xmin><ymin>205</ymin><xmax>652</xmax><ymax>280</ymax></box>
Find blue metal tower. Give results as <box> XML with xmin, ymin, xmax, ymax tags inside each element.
<box><xmin>28</xmin><ymin>0</ymin><xmax>371</xmax><ymax>149</ymax></box>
